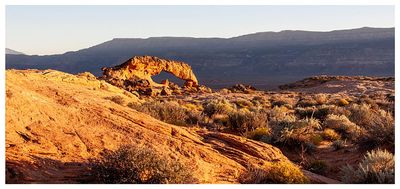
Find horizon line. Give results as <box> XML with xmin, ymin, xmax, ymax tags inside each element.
<box><xmin>7</xmin><ymin>26</ymin><xmax>394</xmax><ymax>56</ymax></box>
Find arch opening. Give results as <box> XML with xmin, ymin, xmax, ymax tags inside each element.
<box><xmin>152</xmin><ymin>71</ymin><xmax>185</xmax><ymax>86</ymax></box>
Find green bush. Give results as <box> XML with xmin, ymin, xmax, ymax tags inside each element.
<box><xmin>340</xmin><ymin>149</ymin><xmax>394</xmax><ymax>184</ymax></box>
<box><xmin>89</xmin><ymin>145</ymin><xmax>196</xmax><ymax>184</ymax></box>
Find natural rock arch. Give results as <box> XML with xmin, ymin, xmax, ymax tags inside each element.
<box><xmin>102</xmin><ymin>56</ymin><xmax>198</xmax><ymax>87</ymax></box>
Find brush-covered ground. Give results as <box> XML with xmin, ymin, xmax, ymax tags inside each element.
<box><xmin>6</xmin><ymin>69</ymin><xmax>394</xmax><ymax>184</ymax></box>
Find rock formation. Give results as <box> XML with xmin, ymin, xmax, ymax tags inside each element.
<box><xmin>6</xmin><ymin>69</ymin><xmax>310</xmax><ymax>183</ymax></box>
<box><xmin>101</xmin><ymin>56</ymin><xmax>210</xmax><ymax>96</ymax></box>
<box><xmin>278</xmin><ymin>75</ymin><xmax>394</xmax><ymax>96</ymax></box>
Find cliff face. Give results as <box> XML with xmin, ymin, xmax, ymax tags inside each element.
<box><xmin>6</xmin><ymin>69</ymin><xmax>298</xmax><ymax>183</ymax></box>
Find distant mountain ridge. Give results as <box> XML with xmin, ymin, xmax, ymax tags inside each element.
<box><xmin>6</xmin><ymin>27</ymin><xmax>394</xmax><ymax>89</ymax></box>
<box><xmin>6</xmin><ymin>48</ymin><xmax>24</xmax><ymax>55</ymax></box>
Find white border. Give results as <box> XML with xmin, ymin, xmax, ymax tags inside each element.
<box><xmin>1</xmin><ymin>0</ymin><xmax>398</xmax><ymax>189</ymax></box>
<box><xmin>1</xmin><ymin>0</ymin><xmax>398</xmax><ymax>5</ymax></box>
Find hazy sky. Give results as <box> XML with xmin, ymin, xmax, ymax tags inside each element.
<box><xmin>6</xmin><ymin>5</ymin><xmax>394</xmax><ymax>55</ymax></box>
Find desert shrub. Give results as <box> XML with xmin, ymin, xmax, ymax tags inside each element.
<box><xmin>105</xmin><ymin>95</ymin><xmax>125</xmax><ymax>105</ymax></box>
<box><xmin>340</xmin><ymin>149</ymin><xmax>394</xmax><ymax>184</ymax></box>
<box><xmin>293</xmin><ymin>117</ymin><xmax>321</xmax><ymax>129</ymax></box>
<box><xmin>245</xmin><ymin>127</ymin><xmax>271</xmax><ymax>143</ymax></box>
<box><xmin>278</xmin><ymin>118</ymin><xmax>322</xmax><ymax>146</ymax></box>
<box><xmin>309</xmin><ymin>134</ymin><xmax>324</xmax><ymax>145</ymax></box>
<box><xmin>240</xmin><ymin>161</ymin><xmax>309</xmax><ymax>184</ymax></box>
<box><xmin>297</xmin><ymin>97</ymin><xmax>318</xmax><ymax>107</ymax></box>
<box><xmin>331</xmin><ymin>140</ymin><xmax>347</xmax><ymax>151</ymax></box>
<box><xmin>303</xmin><ymin>142</ymin><xmax>317</xmax><ymax>153</ymax></box>
<box><xmin>251</xmin><ymin>96</ymin><xmax>268</xmax><ymax>107</ymax></box>
<box><xmin>315</xmin><ymin>94</ymin><xmax>328</xmax><ymax>105</ymax></box>
<box><xmin>233</xmin><ymin>99</ymin><xmax>254</xmax><ymax>109</ymax></box>
<box><xmin>202</xmin><ymin>99</ymin><xmax>236</xmax><ymax>117</ymax></box>
<box><xmin>337</xmin><ymin>98</ymin><xmax>349</xmax><ymax>106</ymax></box>
<box><xmin>295</xmin><ymin>105</ymin><xmax>331</xmax><ymax>120</ymax></box>
<box><xmin>269</xmin><ymin>106</ymin><xmax>296</xmax><ymax>122</ymax></box>
<box><xmin>270</xmin><ymin>96</ymin><xmax>296</xmax><ymax>108</ymax></box>
<box><xmin>348</xmin><ymin>104</ymin><xmax>394</xmax><ymax>149</ymax></box>
<box><xmin>182</xmin><ymin>103</ymin><xmax>203</xmax><ymax>112</ymax></box>
<box><xmin>323</xmin><ymin>114</ymin><xmax>362</xmax><ymax>140</ymax></box>
<box><xmin>130</xmin><ymin>101</ymin><xmax>200</xmax><ymax>126</ymax></box>
<box><xmin>271</xmin><ymin>100</ymin><xmax>288</xmax><ymax>107</ymax></box>
<box><xmin>347</xmin><ymin>103</ymin><xmax>374</xmax><ymax>126</ymax></box>
<box><xmin>268</xmin><ymin>107</ymin><xmax>297</xmax><ymax>142</ymax></box>
<box><xmin>227</xmin><ymin>110</ymin><xmax>268</xmax><ymax>134</ymax></box>
<box><xmin>89</xmin><ymin>145</ymin><xmax>196</xmax><ymax>184</ymax></box>
<box><xmin>322</xmin><ymin>128</ymin><xmax>340</xmax><ymax>141</ymax></box>
<box><xmin>307</xmin><ymin>160</ymin><xmax>329</xmax><ymax>175</ymax></box>
<box><xmin>219</xmin><ymin>88</ymin><xmax>230</xmax><ymax>94</ymax></box>
<box><xmin>211</xmin><ymin>113</ymin><xmax>229</xmax><ymax>125</ymax></box>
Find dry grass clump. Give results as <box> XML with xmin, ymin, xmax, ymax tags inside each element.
<box><xmin>347</xmin><ymin>104</ymin><xmax>394</xmax><ymax>149</ymax></box>
<box><xmin>251</xmin><ymin>96</ymin><xmax>270</xmax><ymax>107</ymax></box>
<box><xmin>227</xmin><ymin>109</ymin><xmax>268</xmax><ymax>134</ymax></box>
<box><xmin>297</xmin><ymin>97</ymin><xmax>318</xmax><ymax>107</ymax></box>
<box><xmin>202</xmin><ymin>99</ymin><xmax>235</xmax><ymax>117</ymax></box>
<box><xmin>240</xmin><ymin>161</ymin><xmax>309</xmax><ymax>184</ymax></box>
<box><xmin>129</xmin><ymin>101</ymin><xmax>200</xmax><ymax>126</ymax></box>
<box><xmin>340</xmin><ymin>149</ymin><xmax>394</xmax><ymax>184</ymax></box>
<box><xmin>323</xmin><ymin>114</ymin><xmax>362</xmax><ymax>140</ymax></box>
<box><xmin>268</xmin><ymin>107</ymin><xmax>295</xmax><ymax>138</ymax></box>
<box><xmin>278</xmin><ymin>118</ymin><xmax>323</xmax><ymax>147</ymax></box>
<box><xmin>105</xmin><ymin>95</ymin><xmax>125</xmax><ymax>105</ymax></box>
<box><xmin>331</xmin><ymin>139</ymin><xmax>347</xmax><ymax>151</ymax></box>
<box><xmin>89</xmin><ymin>145</ymin><xmax>196</xmax><ymax>184</ymax></box>
<box><xmin>200</xmin><ymin>99</ymin><xmax>270</xmax><ymax>135</ymax></box>
<box><xmin>314</xmin><ymin>94</ymin><xmax>328</xmax><ymax>105</ymax></box>
<box><xmin>182</xmin><ymin>103</ymin><xmax>203</xmax><ymax>111</ymax></box>
<box><xmin>337</xmin><ymin>98</ymin><xmax>350</xmax><ymax>106</ymax></box>
<box><xmin>307</xmin><ymin>160</ymin><xmax>329</xmax><ymax>175</ymax></box>
<box><xmin>322</xmin><ymin>128</ymin><xmax>340</xmax><ymax>141</ymax></box>
<box><xmin>270</xmin><ymin>96</ymin><xmax>296</xmax><ymax>108</ymax></box>
<box><xmin>295</xmin><ymin>105</ymin><xmax>331</xmax><ymax>120</ymax></box>
<box><xmin>269</xmin><ymin>106</ymin><xmax>295</xmax><ymax>122</ymax></box>
<box><xmin>244</xmin><ymin>127</ymin><xmax>271</xmax><ymax>143</ymax></box>
<box><xmin>233</xmin><ymin>99</ymin><xmax>254</xmax><ymax>109</ymax></box>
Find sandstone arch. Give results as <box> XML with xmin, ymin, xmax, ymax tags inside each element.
<box><xmin>102</xmin><ymin>56</ymin><xmax>198</xmax><ymax>87</ymax></box>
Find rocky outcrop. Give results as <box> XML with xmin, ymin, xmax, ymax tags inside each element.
<box><xmin>6</xmin><ymin>69</ymin><xmax>303</xmax><ymax>183</ymax></box>
<box><xmin>101</xmin><ymin>56</ymin><xmax>210</xmax><ymax>96</ymax></box>
<box><xmin>228</xmin><ymin>84</ymin><xmax>257</xmax><ymax>93</ymax></box>
<box><xmin>278</xmin><ymin>75</ymin><xmax>394</xmax><ymax>96</ymax></box>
